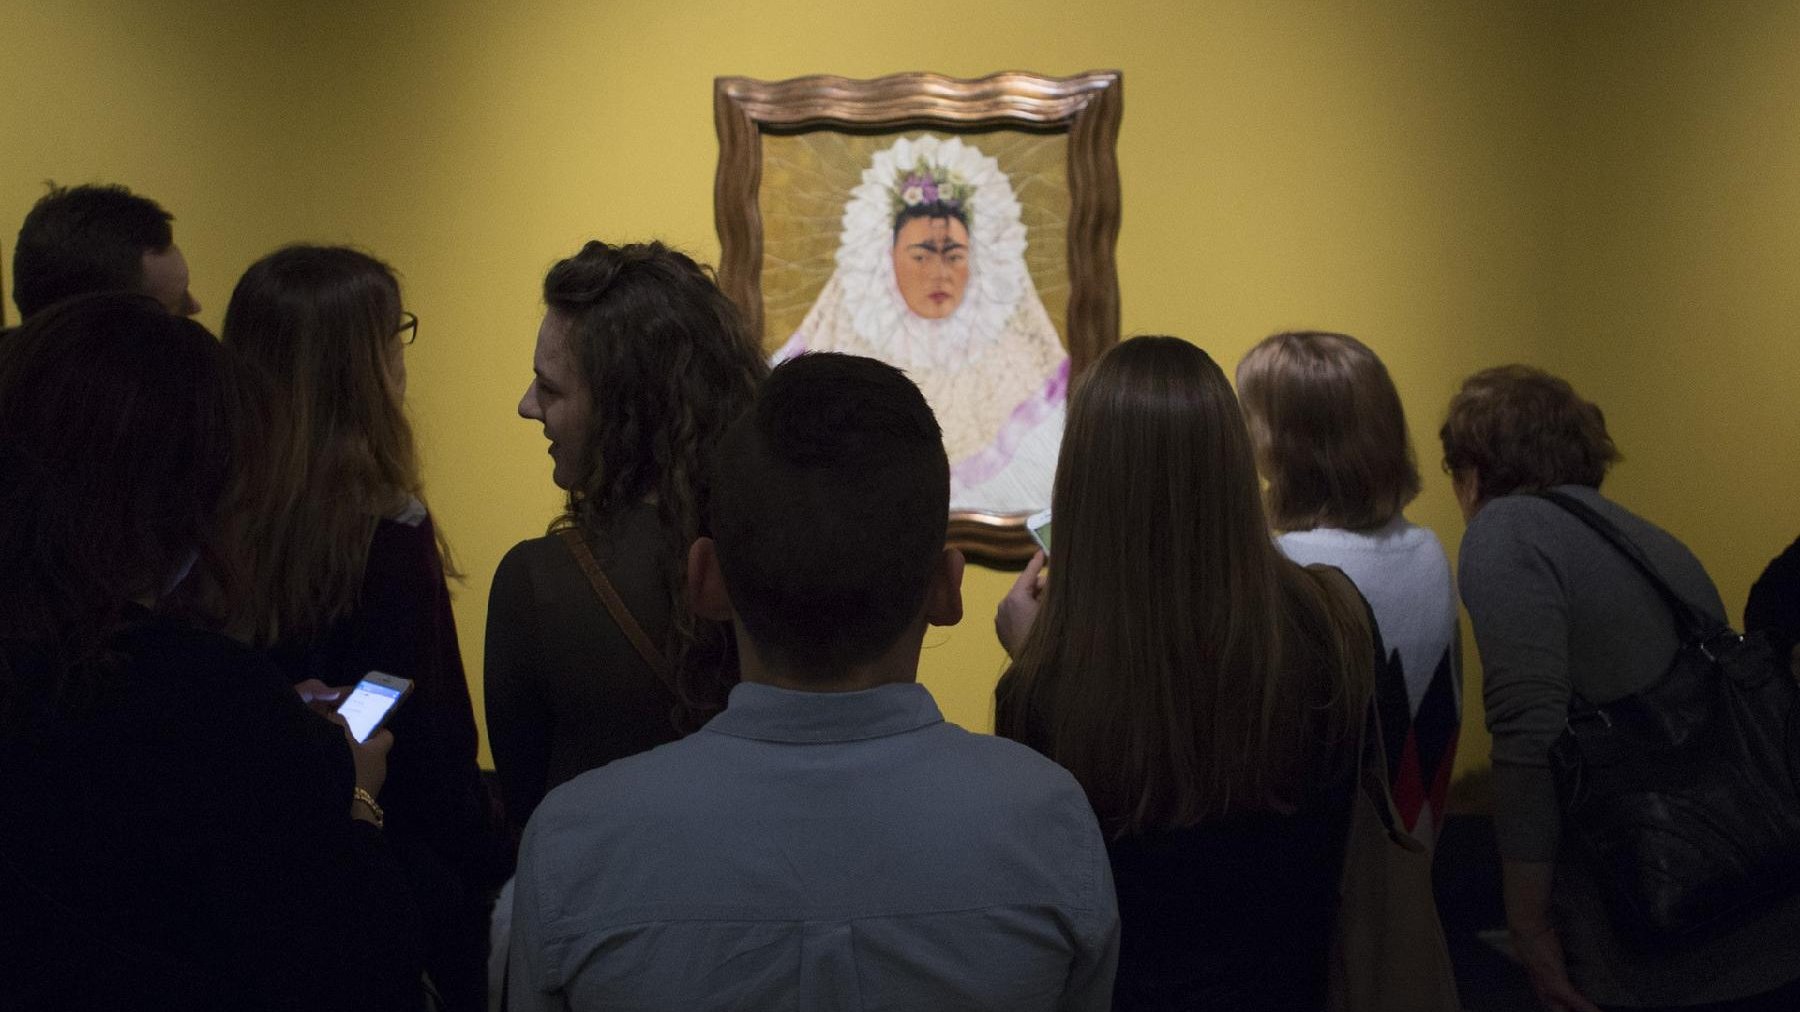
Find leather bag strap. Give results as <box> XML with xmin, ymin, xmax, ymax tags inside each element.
<box><xmin>558</xmin><ymin>528</ymin><xmax>675</xmax><ymax>693</ymax></box>
<box><xmin>1534</xmin><ymin>490</ymin><xmax>1719</xmax><ymax>639</ymax></box>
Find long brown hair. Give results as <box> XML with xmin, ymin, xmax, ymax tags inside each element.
<box><xmin>542</xmin><ymin>241</ymin><xmax>768</xmax><ymax>727</ymax></box>
<box><xmin>995</xmin><ymin>336</ymin><xmax>1373</xmax><ymax>836</ymax></box>
<box><xmin>216</xmin><ymin>245</ymin><xmax>442</xmax><ymax>646</ymax></box>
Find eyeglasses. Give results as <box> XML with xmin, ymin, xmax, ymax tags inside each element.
<box><xmin>396</xmin><ymin>311</ymin><xmax>419</xmax><ymax>346</ymax></box>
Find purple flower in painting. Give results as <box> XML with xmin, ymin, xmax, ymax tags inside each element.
<box><xmin>900</xmin><ymin>172</ymin><xmax>940</xmax><ymax>207</ymax></box>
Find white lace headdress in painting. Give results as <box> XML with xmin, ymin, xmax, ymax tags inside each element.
<box><xmin>821</xmin><ymin>135</ymin><xmax>1034</xmax><ymax>372</ymax></box>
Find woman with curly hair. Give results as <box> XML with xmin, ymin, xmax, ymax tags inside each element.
<box><xmin>487</xmin><ymin>240</ymin><xmax>768</xmax><ymax>838</ymax></box>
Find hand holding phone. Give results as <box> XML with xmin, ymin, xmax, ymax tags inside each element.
<box><xmin>995</xmin><ymin>550</ymin><xmax>1048</xmax><ymax>659</ymax></box>
<box><xmin>335</xmin><ymin>671</ymin><xmax>413</xmax><ymax>744</ymax></box>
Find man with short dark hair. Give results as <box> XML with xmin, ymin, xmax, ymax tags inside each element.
<box><xmin>12</xmin><ymin>183</ymin><xmax>199</xmax><ymax>319</ymax></box>
<box><xmin>508</xmin><ymin>353</ymin><xmax>1118</xmax><ymax>1011</ymax></box>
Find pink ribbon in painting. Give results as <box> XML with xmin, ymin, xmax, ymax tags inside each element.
<box><xmin>951</xmin><ymin>358</ymin><xmax>1070</xmax><ymax>487</ymax></box>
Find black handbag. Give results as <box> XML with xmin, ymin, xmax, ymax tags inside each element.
<box><xmin>1538</xmin><ymin>490</ymin><xmax>1800</xmax><ymax>949</ymax></box>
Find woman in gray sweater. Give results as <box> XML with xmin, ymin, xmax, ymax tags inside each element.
<box><xmin>1445</xmin><ymin>366</ymin><xmax>1800</xmax><ymax>1011</ymax></box>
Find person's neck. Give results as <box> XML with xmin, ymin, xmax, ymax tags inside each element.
<box><xmin>735</xmin><ymin>623</ymin><xmax>925</xmax><ymax>694</ymax></box>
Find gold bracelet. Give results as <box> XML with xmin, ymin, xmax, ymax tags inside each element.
<box><xmin>352</xmin><ymin>786</ymin><xmax>385</xmax><ymax>829</ymax></box>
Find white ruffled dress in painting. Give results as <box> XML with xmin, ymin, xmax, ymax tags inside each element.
<box><xmin>773</xmin><ymin>135</ymin><xmax>1068</xmax><ymax>515</ymax></box>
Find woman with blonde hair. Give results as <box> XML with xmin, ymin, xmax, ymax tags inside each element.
<box><xmin>219</xmin><ymin>245</ymin><xmax>497</xmax><ymax>1012</ymax></box>
<box><xmin>994</xmin><ymin>335</ymin><xmax>1378</xmax><ymax>1010</ymax></box>
<box><xmin>1236</xmin><ymin>330</ymin><xmax>1460</xmax><ymax>845</ymax></box>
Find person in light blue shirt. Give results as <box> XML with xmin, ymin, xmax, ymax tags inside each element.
<box><xmin>508</xmin><ymin>352</ymin><xmax>1119</xmax><ymax>1011</ymax></box>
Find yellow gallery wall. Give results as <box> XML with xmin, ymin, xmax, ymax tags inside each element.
<box><xmin>9</xmin><ymin>1</ymin><xmax>1788</xmax><ymax>781</ymax></box>
<box><xmin>1539</xmin><ymin>3</ymin><xmax>1800</xmax><ymax>646</ymax></box>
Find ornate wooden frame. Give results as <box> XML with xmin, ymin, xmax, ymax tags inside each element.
<box><xmin>714</xmin><ymin>70</ymin><xmax>1123</xmax><ymax>563</ymax></box>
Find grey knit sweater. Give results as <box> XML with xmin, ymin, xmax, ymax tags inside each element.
<box><xmin>1460</xmin><ymin>485</ymin><xmax>1800</xmax><ymax>1005</ymax></box>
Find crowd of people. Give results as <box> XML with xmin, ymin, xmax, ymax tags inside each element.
<box><xmin>2</xmin><ymin>181</ymin><xmax>1798</xmax><ymax>1012</ymax></box>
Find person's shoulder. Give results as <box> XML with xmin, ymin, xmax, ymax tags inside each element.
<box><xmin>121</xmin><ymin>617</ymin><xmax>280</xmax><ymax>687</ymax></box>
<box><xmin>1279</xmin><ymin>519</ymin><xmax>1442</xmax><ymax>561</ymax></box>
<box><xmin>923</xmin><ymin>722</ymin><xmax>1092</xmax><ymax>806</ymax></box>
<box><xmin>116</xmin><ymin>620</ymin><xmax>320</xmax><ymax>747</ymax></box>
<box><xmin>494</xmin><ymin>531</ymin><xmax>590</xmax><ymax>595</ymax></box>
<box><xmin>1466</xmin><ymin>491</ymin><xmax>1560</xmax><ymax>535</ymax></box>
<box><xmin>369</xmin><ymin>498</ymin><xmax>439</xmax><ymax>558</ymax></box>
<box><xmin>387</xmin><ymin>495</ymin><xmax>428</xmax><ymax>528</ymax></box>
<box><xmin>497</xmin><ymin>517</ymin><xmax>659</xmax><ymax>576</ymax></box>
<box><xmin>1378</xmin><ymin>517</ymin><xmax>1455</xmax><ymax>580</ymax></box>
<box><xmin>498</xmin><ymin>531</ymin><xmax>567</xmax><ymax>572</ymax></box>
<box><xmin>1459</xmin><ymin>492</ymin><xmax>1567</xmax><ymax>561</ymax></box>
<box><xmin>1385</xmin><ymin>515</ymin><xmax>1448</xmax><ymax>552</ymax></box>
<box><xmin>1274</xmin><ymin>527</ymin><xmax>1339</xmax><ymax>566</ymax></box>
<box><xmin>528</xmin><ymin>733</ymin><xmax>700</xmax><ymax>827</ymax></box>
<box><xmin>1751</xmin><ymin>535</ymin><xmax>1800</xmax><ymax>593</ymax></box>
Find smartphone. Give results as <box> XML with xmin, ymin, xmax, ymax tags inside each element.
<box><xmin>1027</xmin><ymin>508</ymin><xmax>1052</xmax><ymax>556</ymax></box>
<box><xmin>336</xmin><ymin>671</ymin><xmax>413</xmax><ymax>743</ymax></box>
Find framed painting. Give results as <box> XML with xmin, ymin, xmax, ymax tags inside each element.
<box><xmin>714</xmin><ymin>70</ymin><xmax>1122</xmax><ymax>563</ymax></box>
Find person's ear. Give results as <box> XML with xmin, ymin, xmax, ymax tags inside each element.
<box><xmin>1452</xmin><ymin>468</ymin><xmax>1485</xmax><ymax>523</ymax></box>
<box><xmin>924</xmin><ymin>547</ymin><xmax>965</xmax><ymax>628</ymax></box>
<box><xmin>686</xmin><ymin>537</ymin><xmax>733</xmax><ymax>622</ymax></box>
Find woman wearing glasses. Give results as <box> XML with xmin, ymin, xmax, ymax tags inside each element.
<box><xmin>213</xmin><ymin>245</ymin><xmax>500</xmax><ymax>1012</ymax></box>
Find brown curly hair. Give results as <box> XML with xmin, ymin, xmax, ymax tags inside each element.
<box><xmin>543</xmin><ymin>241</ymin><xmax>768</xmax><ymax>729</ymax></box>
<box><xmin>1439</xmin><ymin>364</ymin><xmax>1620</xmax><ymax>503</ymax></box>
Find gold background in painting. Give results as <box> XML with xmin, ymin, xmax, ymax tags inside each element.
<box><xmin>758</xmin><ymin>130</ymin><xmax>1071</xmax><ymax>352</ymax></box>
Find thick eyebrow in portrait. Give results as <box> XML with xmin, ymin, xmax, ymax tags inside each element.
<box><xmin>907</xmin><ymin>239</ymin><xmax>968</xmax><ymax>254</ymax></box>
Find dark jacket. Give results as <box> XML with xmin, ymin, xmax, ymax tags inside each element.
<box><xmin>270</xmin><ymin>506</ymin><xmax>503</xmax><ymax>1012</ymax></box>
<box><xmin>0</xmin><ymin>615</ymin><xmax>424</xmax><ymax>1011</ymax></box>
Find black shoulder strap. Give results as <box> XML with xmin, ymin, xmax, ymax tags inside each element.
<box><xmin>1533</xmin><ymin>490</ymin><xmax>1719</xmax><ymax>640</ymax></box>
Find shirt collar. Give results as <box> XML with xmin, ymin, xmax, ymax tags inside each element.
<box><xmin>702</xmin><ymin>681</ymin><xmax>944</xmax><ymax>744</ymax></box>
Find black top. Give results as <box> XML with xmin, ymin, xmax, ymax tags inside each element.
<box><xmin>0</xmin><ymin>615</ymin><xmax>424</xmax><ymax>1012</ymax></box>
<box><xmin>1106</xmin><ymin>776</ymin><xmax>1355</xmax><ymax>1011</ymax></box>
<box><xmin>1105</xmin><ymin>618</ymin><xmax>1368</xmax><ymax>1012</ymax></box>
<box><xmin>485</xmin><ymin>503</ymin><xmax>680</xmax><ymax>839</ymax></box>
<box><xmin>269</xmin><ymin>507</ymin><xmax>501</xmax><ymax>1012</ymax></box>
<box><xmin>1000</xmin><ymin>569</ymin><xmax>1377</xmax><ymax>1012</ymax></box>
<box><xmin>1746</xmin><ymin>534</ymin><xmax>1800</xmax><ymax>664</ymax></box>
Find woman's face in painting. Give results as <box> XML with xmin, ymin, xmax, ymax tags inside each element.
<box><xmin>892</xmin><ymin>215</ymin><xmax>971</xmax><ymax>320</ymax></box>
